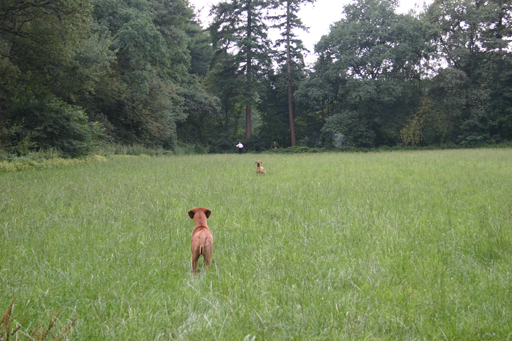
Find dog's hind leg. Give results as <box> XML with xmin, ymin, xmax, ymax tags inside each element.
<box><xmin>202</xmin><ymin>242</ymin><xmax>213</xmax><ymax>268</ymax></box>
<box><xmin>192</xmin><ymin>254</ymin><xmax>200</xmax><ymax>275</ymax></box>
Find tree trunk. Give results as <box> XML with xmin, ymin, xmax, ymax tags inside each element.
<box><xmin>286</xmin><ymin>0</ymin><xmax>296</xmax><ymax>146</ymax></box>
<box><xmin>245</xmin><ymin>103</ymin><xmax>251</xmax><ymax>139</ymax></box>
<box><xmin>245</xmin><ymin>0</ymin><xmax>253</xmax><ymax>140</ymax></box>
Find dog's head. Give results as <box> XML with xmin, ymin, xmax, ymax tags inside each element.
<box><xmin>255</xmin><ymin>161</ymin><xmax>262</xmax><ymax>167</ymax></box>
<box><xmin>188</xmin><ymin>207</ymin><xmax>211</xmax><ymax>219</ymax></box>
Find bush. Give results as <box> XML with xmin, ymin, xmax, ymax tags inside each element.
<box><xmin>97</xmin><ymin>143</ymin><xmax>167</xmax><ymax>156</ymax></box>
<box><xmin>0</xmin><ymin>122</ymin><xmax>38</xmax><ymax>156</ymax></box>
<box><xmin>173</xmin><ymin>142</ymin><xmax>208</xmax><ymax>155</ymax></box>
<box><xmin>208</xmin><ymin>135</ymin><xmax>267</xmax><ymax>153</ymax></box>
<box><xmin>6</xmin><ymin>96</ymin><xmax>104</xmax><ymax>158</ymax></box>
<box><xmin>208</xmin><ymin>135</ymin><xmax>236</xmax><ymax>154</ymax></box>
<box><xmin>0</xmin><ymin>154</ymin><xmax>107</xmax><ymax>172</ymax></box>
<box><xmin>376</xmin><ymin>145</ymin><xmax>392</xmax><ymax>152</ymax></box>
<box><xmin>241</xmin><ymin>137</ymin><xmax>267</xmax><ymax>152</ymax></box>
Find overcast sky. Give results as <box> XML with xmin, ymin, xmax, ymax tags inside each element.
<box><xmin>190</xmin><ymin>0</ymin><xmax>432</xmax><ymax>66</ymax></box>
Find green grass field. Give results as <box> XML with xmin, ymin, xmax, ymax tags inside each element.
<box><xmin>1</xmin><ymin>149</ymin><xmax>511</xmax><ymax>340</ymax></box>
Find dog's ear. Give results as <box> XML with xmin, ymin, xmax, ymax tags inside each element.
<box><xmin>204</xmin><ymin>208</ymin><xmax>211</xmax><ymax>219</ymax></box>
<box><xmin>188</xmin><ymin>209</ymin><xmax>196</xmax><ymax>219</ymax></box>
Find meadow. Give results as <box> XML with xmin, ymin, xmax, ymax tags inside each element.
<box><xmin>1</xmin><ymin>149</ymin><xmax>511</xmax><ymax>340</ymax></box>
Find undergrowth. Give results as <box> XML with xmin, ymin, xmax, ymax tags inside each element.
<box><xmin>0</xmin><ymin>154</ymin><xmax>107</xmax><ymax>172</ymax></box>
<box><xmin>1</xmin><ymin>297</ymin><xmax>78</xmax><ymax>341</ymax></box>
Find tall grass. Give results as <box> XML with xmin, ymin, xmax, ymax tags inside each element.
<box><xmin>1</xmin><ymin>149</ymin><xmax>511</xmax><ymax>339</ymax></box>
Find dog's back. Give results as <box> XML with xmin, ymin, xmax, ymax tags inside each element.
<box><xmin>191</xmin><ymin>227</ymin><xmax>213</xmax><ymax>257</ymax></box>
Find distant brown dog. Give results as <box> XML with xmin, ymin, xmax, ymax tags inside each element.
<box><xmin>255</xmin><ymin>161</ymin><xmax>266</xmax><ymax>175</ymax></box>
<box><xmin>188</xmin><ymin>207</ymin><xmax>213</xmax><ymax>275</ymax></box>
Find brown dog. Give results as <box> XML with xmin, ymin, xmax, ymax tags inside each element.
<box><xmin>188</xmin><ymin>207</ymin><xmax>213</xmax><ymax>275</ymax></box>
<box><xmin>255</xmin><ymin>161</ymin><xmax>266</xmax><ymax>175</ymax></box>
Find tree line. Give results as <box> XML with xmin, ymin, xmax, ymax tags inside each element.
<box><xmin>1</xmin><ymin>0</ymin><xmax>511</xmax><ymax>157</ymax></box>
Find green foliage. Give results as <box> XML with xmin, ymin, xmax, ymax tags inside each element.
<box><xmin>58</xmin><ymin>31</ymin><xmax>118</xmax><ymax>103</ymax></box>
<box><xmin>209</xmin><ymin>0</ymin><xmax>272</xmax><ymax>76</ymax></box>
<box><xmin>316</xmin><ymin>0</ymin><xmax>425</xmax><ymax>80</ymax></box>
<box><xmin>0</xmin><ymin>122</ymin><xmax>37</xmax><ymax>156</ymax></box>
<box><xmin>0</xmin><ymin>0</ymin><xmax>114</xmax><ymax>157</ymax></box>
<box><xmin>1</xmin><ymin>0</ymin><xmax>512</xmax><ymax>154</ymax></box>
<box><xmin>256</xmin><ymin>65</ymin><xmax>308</xmax><ymax>148</ymax></box>
<box><xmin>89</xmin><ymin>0</ymin><xmax>220</xmax><ymax>149</ymax></box>
<box><xmin>0</xmin><ymin>0</ymin><xmax>219</xmax><ymax>156</ymax></box>
<box><xmin>299</xmin><ymin>0</ymin><xmax>426</xmax><ymax>147</ymax></box>
<box><xmin>265</xmin><ymin>145</ymin><xmax>328</xmax><ymax>153</ymax></box>
<box><xmin>176</xmin><ymin>85</ymin><xmax>221</xmax><ymax>145</ymax></box>
<box><xmin>207</xmin><ymin>134</ymin><xmax>237</xmax><ymax>153</ymax></box>
<box><xmin>0</xmin><ymin>154</ymin><xmax>108</xmax><ymax>172</ymax></box>
<box><xmin>6</xmin><ymin>96</ymin><xmax>104</xmax><ymax>158</ymax></box>
<box><xmin>423</xmin><ymin>0</ymin><xmax>512</xmax><ymax>145</ymax></box>
<box><xmin>270</xmin><ymin>0</ymin><xmax>312</xmax><ymax>66</ymax></box>
<box><xmin>321</xmin><ymin>109</ymin><xmax>376</xmax><ymax>147</ymax></box>
<box><xmin>204</xmin><ymin>50</ymin><xmax>245</xmax><ymax>138</ymax></box>
<box><xmin>209</xmin><ymin>0</ymin><xmax>273</xmax><ymax>138</ymax></box>
<box><xmin>257</xmin><ymin>71</ymin><xmax>296</xmax><ymax>147</ymax></box>
<box><xmin>0</xmin><ymin>0</ymin><xmax>93</xmax><ymax>97</ymax></box>
<box><xmin>268</xmin><ymin>0</ymin><xmax>315</xmax><ymax>146</ymax></box>
<box><xmin>96</xmin><ymin>143</ymin><xmax>167</xmax><ymax>156</ymax></box>
<box><xmin>240</xmin><ymin>136</ymin><xmax>267</xmax><ymax>152</ymax></box>
<box><xmin>400</xmin><ymin>97</ymin><xmax>452</xmax><ymax>146</ymax></box>
<box><xmin>186</xmin><ymin>19</ymin><xmax>214</xmax><ymax>76</ymax></box>
<box><xmin>488</xmin><ymin>57</ymin><xmax>512</xmax><ymax>141</ymax></box>
<box><xmin>91</xmin><ymin>0</ymin><xmax>183</xmax><ymax>147</ymax></box>
<box><xmin>11</xmin><ymin>133</ymin><xmax>38</xmax><ymax>157</ymax></box>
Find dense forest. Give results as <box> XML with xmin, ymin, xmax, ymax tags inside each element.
<box><xmin>1</xmin><ymin>0</ymin><xmax>511</xmax><ymax>157</ymax></box>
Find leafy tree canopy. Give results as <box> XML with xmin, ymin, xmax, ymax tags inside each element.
<box><xmin>298</xmin><ymin>0</ymin><xmax>426</xmax><ymax>147</ymax></box>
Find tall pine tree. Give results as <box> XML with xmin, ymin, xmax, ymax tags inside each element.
<box><xmin>271</xmin><ymin>0</ymin><xmax>314</xmax><ymax>146</ymax></box>
<box><xmin>209</xmin><ymin>0</ymin><xmax>272</xmax><ymax>139</ymax></box>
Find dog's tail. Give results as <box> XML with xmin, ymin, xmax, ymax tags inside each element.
<box><xmin>201</xmin><ymin>243</ymin><xmax>211</xmax><ymax>255</ymax></box>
